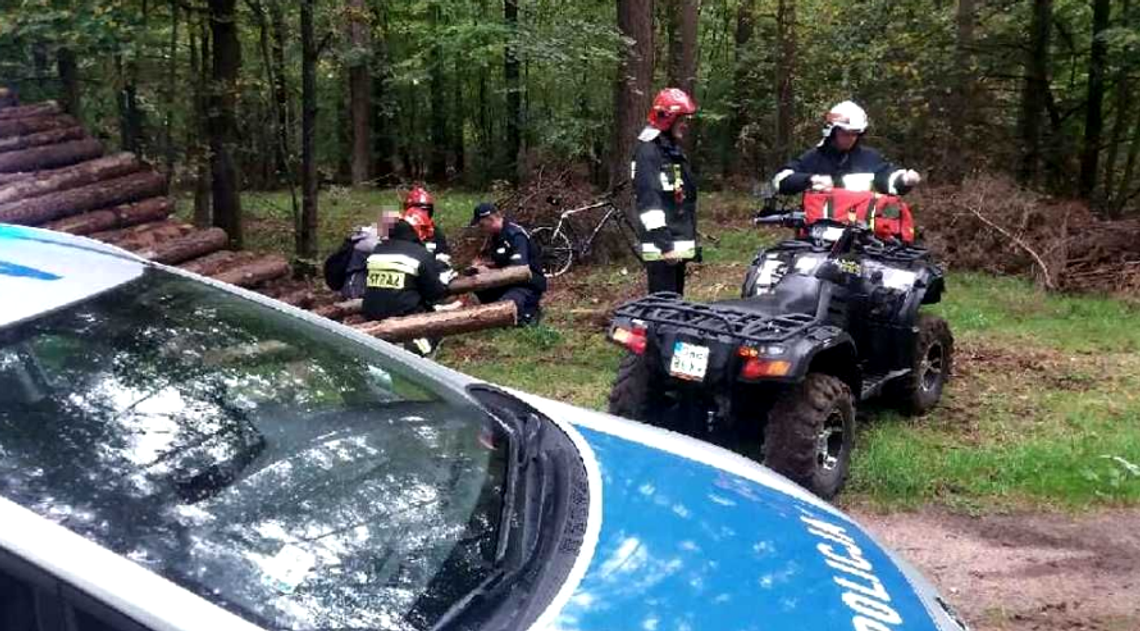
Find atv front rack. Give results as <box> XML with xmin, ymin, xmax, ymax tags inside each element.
<box><xmin>612</xmin><ymin>293</ymin><xmax>817</xmax><ymax>345</ymax></box>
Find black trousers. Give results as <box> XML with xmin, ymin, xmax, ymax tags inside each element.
<box><xmin>476</xmin><ymin>285</ymin><xmax>544</xmax><ymax>325</ymax></box>
<box><xmin>645</xmin><ymin>260</ymin><xmax>686</xmax><ymax>295</ymax></box>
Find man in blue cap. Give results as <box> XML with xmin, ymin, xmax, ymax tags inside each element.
<box><xmin>469</xmin><ymin>202</ymin><xmax>546</xmax><ymax>326</ymax></box>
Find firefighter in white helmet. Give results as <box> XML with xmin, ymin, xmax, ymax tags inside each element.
<box><xmin>771</xmin><ymin>101</ymin><xmax>922</xmax><ymax>195</ymax></box>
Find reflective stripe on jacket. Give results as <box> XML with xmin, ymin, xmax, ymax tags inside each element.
<box><xmin>631</xmin><ymin>126</ymin><xmax>698</xmax><ymax>261</ymax></box>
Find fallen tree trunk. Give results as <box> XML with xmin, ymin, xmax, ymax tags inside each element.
<box><xmin>0</xmin><ymin>101</ymin><xmax>61</xmax><ymax>120</ymax></box>
<box><xmin>353</xmin><ymin>301</ymin><xmax>518</xmax><ymax>342</ymax></box>
<box><xmin>43</xmin><ymin>197</ymin><xmax>172</xmax><ymax>235</ymax></box>
<box><xmin>0</xmin><ymin>137</ymin><xmax>103</xmax><ymax>173</ymax></box>
<box><xmin>0</xmin><ymin>126</ymin><xmax>84</xmax><ymax>154</ymax></box>
<box><xmin>447</xmin><ymin>265</ymin><xmax>532</xmax><ymax>294</ymax></box>
<box><xmin>0</xmin><ymin>170</ymin><xmax>167</xmax><ymax>225</ymax></box>
<box><xmin>0</xmin><ymin>153</ymin><xmax>141</xmax><ymax>205</ymax></box>
<box><xmin>95</xmin><ymin>221</ymin><xmax>194</xmax><ymax>252</ymax></box>
<box><xmin>212</xmin><ymin>256</ymin><xmax>292</xmax><ymax>287</ymax></box>
<box><xmin>0</xmin><ymin>173</ymin><xmax>28</xmax><ymax>185</ymax></box>
<box><xmin>310</xmin><ymin>266</ymin><xmax>534</xmax><ymax>321</ymax></box>
<box><xmin>138</xmin><ymin>227</ymin><xmax>229</xmax><ymax>264</ymax></box>
<box><xmin>0</xmin><ymin>114</ymin><xmax>81</xmax><ymax>139</ymax></box>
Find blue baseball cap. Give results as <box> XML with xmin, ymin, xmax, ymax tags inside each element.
<box><xmin>469</xmin><ymin>202</ymin><xmax>497</xmax><ymax>226</ymax></box>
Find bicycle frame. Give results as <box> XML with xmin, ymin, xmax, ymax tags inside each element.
<box><xmin>549</xmin><ymin>200</ymin><xmax>635</xmax><ymax>257</ymax></box>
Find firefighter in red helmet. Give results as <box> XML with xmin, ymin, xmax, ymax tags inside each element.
<box><xmin>402</xmin><ymin>185</ymin><xmax>456</xmax><ymax>285</ymax></box>
<box><xmin>631</xmin><ymin>87</ymin><xmax>699</xmax><ymax>296</ymax></box>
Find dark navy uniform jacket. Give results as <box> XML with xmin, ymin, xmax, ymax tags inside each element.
<box><xmin>483</xmin><ymin>222</ymin><xmax>547</xmax><ymax>293</ymax></box>
<box><xmin>362</xmin><ymin>225</ymin><xmax>449</xmax><ymax>321</ymax></box>
<box><xmin>631</xmin><ymin>127</ymin><xmax>698</xmax><ymax>261</ymax></box>
<box><xmin>772</xmin><ymin>140</ymin><xmax>913</xmax><ymax>196</ymax></box>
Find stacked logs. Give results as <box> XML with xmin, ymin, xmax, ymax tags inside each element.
<box><xmin>0</xmin><ymin>95</ymin><xmax>520</xmax><ymax>341</ymax></box>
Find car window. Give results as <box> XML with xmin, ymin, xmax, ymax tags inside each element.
<box><xmin>0</xmin><ymin>550</ymin><xmax>147</xmax><ymax>631</ymax></box>
<box><xmin>0</xmin><ymin>268</ymin><xmax>511</xmax><ymax>630</ymax></box>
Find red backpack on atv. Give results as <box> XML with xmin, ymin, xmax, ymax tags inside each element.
<box><xmin>802</xmin><ymin>190</ymin><xmax>916</xmax><ymax>244</ymax></box>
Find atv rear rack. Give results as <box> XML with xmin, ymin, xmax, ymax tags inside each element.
<box><xmin>612</xmin><ymin>293</ymin><xmax>817</xmax><ymax>345</ymax></box>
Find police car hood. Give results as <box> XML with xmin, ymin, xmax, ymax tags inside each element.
<box><xmin>516</xmin><ymin>393</ymin><xmax>959</xmax><ymax>631</ymax></box>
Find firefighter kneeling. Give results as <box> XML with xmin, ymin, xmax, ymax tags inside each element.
<box><xmin>362</xmin><ymin>211</ymin><xmax>449</xmax><ymax>356</ymax></box>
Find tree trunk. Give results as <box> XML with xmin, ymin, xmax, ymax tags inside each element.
<box><xmin>1018</xmin><ymin>0</ymin><xmax>1052</xmax><ymax>185</ymax></box>
<box><xmin>353</xmin><ymin>301</ymin><xmax>517</xmax><ymax>342</ymax></box>
<box><xmin>1115</xmin><ymin>101</ymin><xmax>1140</xmax><ymax>216</ymax></box>
<box><xmin>774</xmin><ymin>0</ymin><xmax>796</xmax><ymax>165</ymax></box>
<box><xmin>666</xmin><ymin>0</ymin><xmax>698</xmax><ymax>97</ymax></box>
<box><xmin>0</xmin><ymin>127</ymin><xmax>85</xmax><ymax>154</ymax></box>
<box><xmin>43</xmin><ymin>197</ymin><xmax>173</xmax><ymax>235</ymax></box>
<box><xmin>138</xmin><ymin>227</ymin><xmax>230</xmax><ymax>264</ymax></box>
<box><xmin>0</xmin><ymin>152</ymin><xmax>141</xmax><ymax>205</ymax></box>
<box><xmin>164</xmin><ymin>0</ymin><xmax>179</xmax><ymax>174</ymax></box>
<box><xmin>0</xmin><ymin>114</ymin><xmax>79</xmax><ymax>138</ymax></box>
<box><xmin>189</xmin><ymin>10</ymin><xmax>212</xmax><ymax>228</ymax></box>
<box><xmin>610</xmin><ymin>0</ymin><xmax>655</xmax><ymax>192</ymax></box>
<box><xmin>504</xmin><ymin>0</ymin><xmax>521</xmax><ymax>181</ymax></box>
<box><xmin>1103</xmin><ymin>0</ymin><xmax>1132</xmax><ymax>214</ymax></box>
<box><xmin>0</xmin><ymin>138</ymin><xmax>103</xmax><ymax>173</ymax></box>
<box><xmin>0</xmin><ymin>88</ymin><xmax>14</xmax><ymax>107</ymax></box>
<box><xmin>1078</xmin><ymin>0</ymin><xmax>1111</xmax><ymax>199</ymax></box>
<box><xmin>0</xmin><ymin>170</ymin><xmax>167</xmax><ymax>225</ymax></box>
<box><xmin>947</xmin><ymin>0</ymin><xmax>975</xmax><ymax>184</ymax></box>
<box><xmin>209</xmin><ymin>0</ymin><xmax>244</xmax><ymax>247</ymax></box>
<box><xmin>213</xmin><ymin>255</ymin><xmax>292</xmax><ymax>287</ymax></box>
<box><xmin>115</xmin><ymin>54</ymin><xmax>143</xmax><ymax>155</ymax></box>
<box><xmin>57</xmin><ymin>48</ymin><xmax>80</xmax><ymax>119</ymax></box>
<box><xmin>0</xmin><ymin>102</ymin><xmax>62</xmax><ymax>120</ymax></box>
<box><xmin>726</xmin><ymin>0</ymin><xmax>754</xmax><ymax>177</ymax></box>
<box><xmin>370</xmin><ymin>6</ymin><xmax>395</xmax><ymax>180</ymax></box>
<box><xmin>428</xmin><ymin>3</ymin><xmax>449</xmax><ymax>181</ymax></box>
<box><xmin>268</xmin><ymin>0</ymin><xmax>293</xmax><ymax>181</ymax></box>
<box><xmin>299</xmin><ymin>0</ymin><xmax>320</xmax><ymax>272</ymax></box>
<box><xmin>348</xmin><ymin>0</ymin><xmax>372</xmax><ymax>186</ymax></box>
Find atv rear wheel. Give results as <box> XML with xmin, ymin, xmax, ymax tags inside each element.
<box><xmin>894</xmin><ymin>314</ymin><xmax>954</xmax><ymax>416</ymax></box>
<box><xmin>764</xmin><ymin>373</ymin><xmax>855</xmax><ymax>500</ymax></box>
<box><xmin>608</xmin><ymin>352</ymin><xmax>653</xmax><ymax>421</ymax></box>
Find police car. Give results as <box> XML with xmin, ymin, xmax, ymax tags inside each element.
<box><xmin>0</xmin><ymin>224</ymin><xmax>969</xmax><ymax>631</ymax></box>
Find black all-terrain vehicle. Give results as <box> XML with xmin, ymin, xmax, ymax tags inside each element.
<box><xmin>606</xmin><ymin>190</ymin><xmax>953</xmax><ymax>499</ymax></box>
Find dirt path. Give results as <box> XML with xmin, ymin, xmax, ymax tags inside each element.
<box><xmin>850</xmin><ymin>508</ymin><xmax>1140</xmax><ymax>631</ymax></box>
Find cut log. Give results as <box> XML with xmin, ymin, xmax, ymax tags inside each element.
<box><xmin>0</xmin><ymin>126</ymin><xmax>85</xmax><ymax>154</ymax></box>
<box><xmin>0</xmin><ymin>173</ymin><xmax>29</xmax><ymax>186</ymax></box>
<box><xmin>179</xmin><ymin>250</ymin><xmax>255</xmax><ymax>276</ymax></box>
<box><xmin>211</xmin><ymin>256</ymin><xmax>292</xmax><ymax>287</ymax></box>
<box><xmin>42</xmin><ymin>197</ymin><xmax>172</xmax><ymax>235</ymax></box>
<box><xmin>0</xmin><ymin>138</ymin><xmax>103</xmax><ymax>173</ymax></box>
<box><xmin>0</xmin><ymin>170</ymin><xmax>167</xmax><ymax>225</ymax></box>
<box><xmin>274</xmin><ymin>289</ymin><xmax>317</xmax><ymax>308</ymax></box>
<box><xmin>138</xmin><ymin>228</ymin><xmax>230</xmax><ymax>265</ymax></box>
<box><xmin>447</xmin><ymin>265</ymin><xmax>532</xmax><ymax>294</ymax></box>
<box><xmin>92</xmin><ymin>219</ymin><xmax>193</xmax><ymax>248</ymax></box>
<box><xmin>0</xmin><ymin>101</ymin><xmax>61</xmax><ymax>120</ymax></box>
<box><xmin>313</xmin><ymin>299</ymin><xmax>362</xmax><ymax>320</ymax></box>
<box><xmin>353</xmin><ymin>301</ymin><xmax>518</xmax><ymax>342</ymax></box>
<box><xmin>0</xmin><ymin>115</ymin><xmax>81</xmax><ymax>139</ymax></box>
<box><xmin>0</xmin><ymin>153</ymin><xmax>142</xmax><ymax>205</ymax></box>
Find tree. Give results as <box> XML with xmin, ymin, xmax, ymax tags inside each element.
<box><xmin>611</xmin><ymin>0</ymin><xmax>655</xmax><ymax>192</ymax></box>
<box><xmin>504</xmin><ymin>0</ymin><xmax>522</xmax><ymax>181</ymax></box>
<box><xmin>1018</xmin><ymin>0</ymin><xmax>1052</xmax><ymax>186</ymax></box>
<box><xmin>299</xmin><ymin>0</ymin><xmax>319</xmax><ymax>271</ymax></box>
<box><xmin>1078</xmin><ymin>0</ymin><xmax>1111</xmax><ymax>199</ymax></box>
<box><xmin>947</xmin><ymin>0</ymin><xmax>976</xmax><ymax>184</ymax></box>
<box><xmin>209</xmin><ymin>0</ymin><xmax>244</xmax><ymax>248</ymax></box>
<box><xmin>666</xmin><ymin>0</ymin><xmax>698</xmax><ymax>97</ymax></box>
<box><xmin>774</xmin><ymin>0</ymin><xmax>796</xmax><ymax>165</ymax></box>
<box><xmin>347</xmin><ymin>0</ymin><xmax>372</xmax><ymax>186</ymax></box>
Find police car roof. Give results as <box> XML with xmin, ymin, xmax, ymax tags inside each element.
<box><xmin>0</xmin><ymin>224</ymin><xmax>146</xmax><ymax>328</ymax></box>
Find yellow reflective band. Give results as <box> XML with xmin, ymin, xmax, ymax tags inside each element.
<box><xmin>367</xmin><ymin>254</ymin><xmax>419</xmax><ymax>276</ymax></box>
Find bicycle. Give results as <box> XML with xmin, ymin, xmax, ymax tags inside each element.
<box><xmin>530</xmin><ymin>198</ymin><xmax>640</xmax><ymax>278</ymax></box>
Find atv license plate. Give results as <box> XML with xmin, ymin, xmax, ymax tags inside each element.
<box><xmin>670</xmin><ymin>342</ymin><xmax>710</xmax><ymax>382</ymax></box>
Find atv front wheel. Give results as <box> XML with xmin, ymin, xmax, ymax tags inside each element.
<box><xmin>764</xmin><ymin>373</ymin><xmax>855</xmax><ymax>500</ymax></box>
<box><xmin>608</xmin><ymin>352</ymin><xmax>653</xmax><ymax>421</ymax></box>
<box><xmin>894</xmin><ymin>314</ymin><xmax>954</xmax><ymax>416</ymax></box>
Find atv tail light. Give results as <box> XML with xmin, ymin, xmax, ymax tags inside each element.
<box><xmin>740</xmin><ymin>358</ymin><xmax>791</xmax><ymax>379</ymax></box>
<box><xmin>611</xmin><ymin>325</ymin><xmax>648</xmax><ymax>355</ymax></box>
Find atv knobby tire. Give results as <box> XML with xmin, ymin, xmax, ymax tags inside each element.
<box><xmin>608</xmin><ymin>352</ymin><xmax>653</xmax><ymax>422</ymax></box>
<box><xmin>764</xmin><ymin>373</ymin><xmax>855</xmax><ymax>500</ymax></box>
<box><xmin>894</xmin><ymin>313</ymin><xmax>954</xmax><ymax>416</ymax></box>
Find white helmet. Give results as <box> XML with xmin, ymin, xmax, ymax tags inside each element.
<box><xmin>823</xmin><ymin>100</ymin><xmax>869</xmax><ymax>137</ymax></box>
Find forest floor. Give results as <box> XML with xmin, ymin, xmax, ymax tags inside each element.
<box><xmin>237</xmin><ymin>188</ymin><xmax>1140</xmax><ymax>630</ymax></box>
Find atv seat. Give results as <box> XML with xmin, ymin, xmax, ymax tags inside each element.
<box><xmin>717</xmin><ymin>273</ymin><xmax>824</xmax><ymax>318</ymax></box>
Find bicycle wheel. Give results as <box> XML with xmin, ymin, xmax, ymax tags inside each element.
<box><xmin>532</xmin><ymin>225</ymin><xmax>575</xmax><ymax>278</ymax></box>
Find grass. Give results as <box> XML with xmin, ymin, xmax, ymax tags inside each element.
<box><xmin>233</xmin><ymin>187</ymin><xmax>1140</xmax><ymax>511</ymax></box>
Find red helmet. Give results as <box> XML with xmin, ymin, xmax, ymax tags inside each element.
<box><xmin>402</xmin><ymin>206</ymin><xmax>435</xmax><ymax>243</ymax></box>
<box><xmin>647</xmin><ymin>88</ymin><xmax>698</xmax><ymax>131</ymax></box>
<box><xmin>404</xmin><ymin>186</ymin><xmax>435</xmax><ymax>216</ymax></box>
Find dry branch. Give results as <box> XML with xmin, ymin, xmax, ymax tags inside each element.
<box><xmin>965</xmin><ymin>203</ymin><xmax>1056</xmax><ymax>290</ymax></box>
<box><xmin>353</xmin><ymin>301</ymin><xmax>517</xmax><ymax>342</ymax></box>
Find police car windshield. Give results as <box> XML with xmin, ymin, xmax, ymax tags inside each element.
<box><xmin>0</xmin><ymin>268</ymin><xmax>510</xmax><ymax>630</ymax></box>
